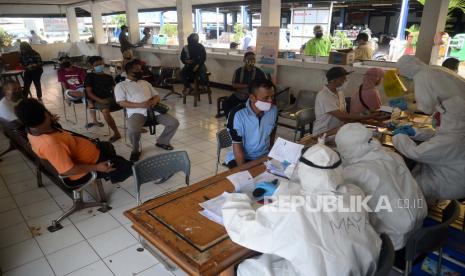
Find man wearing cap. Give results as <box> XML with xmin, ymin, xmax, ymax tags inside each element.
<box><xmin>313</xmin><ymin>66</ymin><xmax>386</xmax><ymax>136</ymax></box>
<box><xmin>119</xmin><ymin>25</ymin><xmax>135</xmax><ymax>55</ymax></box>
<box><xmin>303</xmin><ymin>25</ymin><xmax>332</xmax><ymax>57</ymax></box>
<box><xmin>354</xmin><ymin>32</ymin><xmax>374</xmax><ymax>61</ymax></box>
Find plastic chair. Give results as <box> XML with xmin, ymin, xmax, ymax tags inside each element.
<box><xmin>374</xmin><ymin>233</ymin><xmax>395</xmax><ymax>276</ymax></box>
<box><xmin>275</xmin><ymin>87</ymin><xmax>291</xmax><ymax>111</ymax></box>
<box><xmin>278</xmin><ymin>90</ymin><xmax>318</xmax><ymax>140</ymax></box>
<box><xmin>402</xmin><ymin>200</ymin><xmax>460</xmax><ymax>276</ymax></box>
<box><xmin>216</xmin><ymin>129</ymin><xmax>232</xmax><ymax>175</ymax></box>
<box><xmin>47</xmin><ymin>171</ymin><xmax>111</xmax><ymax>232</ymax></box>
<box><xmin>133</xmin><ymin>151</ymin><xmax>190</xmax><ymax>205</ymax></box>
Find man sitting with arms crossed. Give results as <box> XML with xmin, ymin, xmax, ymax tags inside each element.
<box><xmin>85</xmin><ymin>56</ymin><xmax>121</xmax><ymax>142</ymax></box>
<box><xmin>14</xmin><ymin>99</ymin><xmax>132</xmax><ymax>185</ymax></box>
<box><xmin>225</xmin><ymin>79</ymin><xmax>278</xmax><ymax>168</ymax></box>
<box><xmin>115</xmin><ymin>60</ymin><xmax>179</xmax><ymax>162</ymax></box>
<box><xmin>222</xmin><ymin>52</ymin><xmax>268</xmax><ymax>117</ymax></box>
<box><xmin>57</xmin><ymin>56</ymin><xmax>102</xmax><ymax>128</ymax></box>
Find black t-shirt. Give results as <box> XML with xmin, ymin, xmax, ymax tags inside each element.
<box><xmin>84</xmin><ymin>73</ymin><xmax>115</xmax><ymax>99</ymax></box>
<box><xmin>232</xmin><ymin>66</ymin><xmax>267</xmax><ymax>85</ymax></box>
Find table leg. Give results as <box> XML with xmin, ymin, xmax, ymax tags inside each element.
<box><xmin>218</xmin><ymin>266</ymin><xmax>235</xmax><ymax>276</ymax></box>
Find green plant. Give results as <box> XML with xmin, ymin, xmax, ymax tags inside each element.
<box><xmin>331</xmin><ymin>31</ymin><xmax>352</xmax><ymax>49</ymax></box>
<box><xmin>110</xmin><ymin>14</ymin><xmax>127</xmax><ymax>27</ymax></box>
<box><xmin>233</xmin><ymin>23</ymin><xmax>244</xmax><ymax>43</ymax></box>
<box><xmin>406</xmin><ymin>24</ymin><xmax>420</xmax><ymax>47</ymax></box>
<box><xmin>417</xmin><ymin>0</ymin><xmax>465</xmax><ymax>32</ymax></box>
<box><xmin>0</xmin><ymin>28</ymin><xmax>13</xmax><ymax>48</ymax></box>
<box><xmin>160</xmin><ymin>23</ymin><xmax>177</xmax><ymax>37</ymax></box>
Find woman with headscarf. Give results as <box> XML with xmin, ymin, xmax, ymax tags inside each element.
<box><xmin>180</xmin><ymin>33</ymin><xmax>207</xmax><ymax>92</ymax></box>
<box><xmin>20</xmin><ymin>42</ymin><xmax>43</xmax><ymax>100</ymax></box>
<box><xmin>350</xmin><ymin>68</ymin><xmax>384</xmax><ymax>115</ymax></box>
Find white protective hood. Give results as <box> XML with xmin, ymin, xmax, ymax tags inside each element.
<box><xmin>393</xmin><ymin>96</ymin><xmax>465</xmax><ymax>199</ymax></box>
<box><xmin>336</xmin><ymin>123</ymin><xmax>427</xmax><ymax>249</ymax></box>
<box><xmin>396</xmin><ymin>55</ymin><xmax>426</xmax><ymax>79</ymax></box>
<box><xmin>413</xmin><ymin>66</ymin><xmax>465</xmax><ymax>114</ymax></box>
<box><xmin>223</xmin><ymin>144</ymin><xmax>382</xmax><ymax>276</ymax></box>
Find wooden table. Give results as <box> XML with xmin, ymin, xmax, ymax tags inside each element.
<box><xmin>1</xmin><ymin>69</ymin><xmax>24</xmax><ymax>85</ymax></box>
<box><xmin>124</xmin><ymin>158</ymin><xmax>267</xmax><ymax>276</ymax></box>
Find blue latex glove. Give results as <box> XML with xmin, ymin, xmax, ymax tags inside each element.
<box><xmin>253</xmin><ymin>181</ymin><xmax>278</xmax><ymax>197</ymax></box>
<box><xmin>393</xmin><ymin>125</ymin><xmax>416</xmax><ymax>136</ymax></box>
<box><xmin>386</xmin><ymin>122</ymin><xmax>397</xmax><ymax>131</ymax></box>
<box><xmin>389</xmin><ymin>97</ymin><xmax>408</xmax><ymax>111</ymax></box>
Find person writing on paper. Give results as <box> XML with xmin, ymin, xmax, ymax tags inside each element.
<box><xmin>392</xmin><ymin>96</ymin><xmax>465</xmax><ymax>200</ymax></box>
<box><xmin>350</xmin><ymin>68</ymin><xmax>384</xmax><ymax>115</ymax></box>
<box><xmin>225</xmin><ymin>80</ymin><xmax>278</xmax><ymax>169</ymax></box>
<box><xmin>222</xmin><ymin>144</ymin><xmax>381</xmax><ymax>276</ymax></box>
<box><xmin>312</xmin><ymin>66</ymin><xmax>388</xmax><ymax>136</ymax></box>
<box><xmin>303</xmin><ymin>25</ymin><xmax>331</xmax><ymax>57</ymax></box>
<box><xmin>336</xmin><ymin>123</ymin><xmax>427</xmax><ymax>250</ymax></box>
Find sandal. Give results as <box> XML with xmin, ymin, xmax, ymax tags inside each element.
<box><xmin>156</xmin><ymin>143</ymin><xmax>174</xmax><ymax>151</ymax></box>
<box><xmin>108</xmin><ymin>135</ymin><xmax>121</xmax><ymax>143</ymax></box>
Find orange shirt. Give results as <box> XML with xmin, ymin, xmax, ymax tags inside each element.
<box><xmin>28</xmin><ymin>130</ymin><xmax>100</xmax><ymax>180</ymax></box>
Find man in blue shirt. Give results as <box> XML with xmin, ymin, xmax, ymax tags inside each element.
<box><xmin>225</xmin><ymin>80</ymin><xmax>278</xmax><ymax>168</ymax></box>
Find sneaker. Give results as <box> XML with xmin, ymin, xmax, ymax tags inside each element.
<box><xmin>130</xmin><ymin>151</ymin><xmax>141</xmax><ymax>162</ymax></box>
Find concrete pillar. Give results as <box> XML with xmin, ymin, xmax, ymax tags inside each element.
<box><xmin>176</xmin><ymin>0</ymin><xmax>193</xmax><ymax>48</ymax></box>
<box><xmin>261</xmin><ymin>0</ymin><xmax>281</xmax><ymax>27</ymax></box>
<box><xmin>91</xmin><ymin>4</ymin><xmax>106</xmax><ymax>44</ymax></box>
<box><xmin>339</xmin><ymin>8</ymin><xmax>346</xmax><ymax>29</ymax></box>
<box><xmin>66</xmin><ymin>7</ymin><xmax>79</xmax><ymax>43</ymax></box>
<box><xmin>223</xmin><ymin>12</ymin><xmax>228</xmax><ymax>32</ymax></box>
<box><xmin>415</xmin><ymin>0</ymin><xmax>450</xmax><ymax>64</ymax></box>
<box><xmin>124</xmin><ymin>0</ymin><xmax>140</xmax><ymax>44</ymax></box>
<box><xmin>232</xmin><ymin>11</ymin><xmax>238</xmax><ymax>25</ymax></box>
<box><xmin>248</xmin><ymin>11</ymin><xmax>253</xmax><ymax>30</ymax></box>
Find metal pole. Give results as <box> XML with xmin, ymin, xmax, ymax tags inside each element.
<box><xmin>216</xmin><ymin>7</ymin><xmax>220</xmax><ymax>46</ymax></box>
<box><xmin>397</xmin><ymin>0</ymin><xmax>409</xmax><ymax>40</ymax></box>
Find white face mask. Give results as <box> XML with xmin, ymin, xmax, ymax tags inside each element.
<box><xmin>336</xmin><ymin>82</ymin><xmax>348</xmax><ymax>92</ymax></box>
<box><xmin>255</xmin><ymin>100</ymin><xmax>272</xmax><ymax>112</ymax></box>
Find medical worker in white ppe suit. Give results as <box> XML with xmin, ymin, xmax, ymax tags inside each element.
<box><xmin>335</xmin><ymin>123</ymin><xmax>427</xmax><ymax>250</ymax></box>
<box><xmin>222</xmin><ymin>144</ymin><xmax>381</xmax><ymax>276</ymax></box>
<box><xmin>396</xmin><ymin>55</ymin><xmax>465</xmax><ymax>115</ymax></box>
<box><xmin>393</xmin><ymin>96</ymin><xmax>465</xmax><ymax>200</ymax></box>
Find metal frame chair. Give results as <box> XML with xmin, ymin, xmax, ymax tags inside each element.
<box><xmin>133</xmin><ymin>151</ymin><xmax>190</xmax><ymax>206</ymax></box>
<box><xmin>374</xmin><ymin>233</ymin><xmax>395</xmax><ymax>276</ymax></box>
<box><xmin>216</xmin><ymin>129</ymin><xmax>232</xmax><ymax>175</ymax></box>
<box><xmin>60</xmin><ymin>85</ymin><xmax>83</xmax><ymax>125</ymax></box>
<box><xmin>47</xmin><ymin>171</ymin><xmax>111</xmax><ymax>232</ymax></box>
<box><xmin>402</xmin><ymin>200</ymin><xmax>460</xmax><ymax>276</ymax></box>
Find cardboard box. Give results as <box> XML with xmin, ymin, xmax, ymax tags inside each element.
<box><xmin>328</xmin><ymin>51</ymin><xmax>355</xmax><ymax>65</ymax></box>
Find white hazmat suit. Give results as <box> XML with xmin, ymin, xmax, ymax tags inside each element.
<box><xmin>396</xmin><ymin>55</ymin><xmax>465</xmax><ymax>115</ymax></box>
<box><xmin>393</xmin><ymin>96</ymin><xmax>465</xmax><ymax>200</ymax></box>
<box><xmin>222</xmin><ymin>144</ymin><xmax>382</xmax><ymax>276</ymax></box>
<box><xmin>335</xmin><ymin>123</ymin><xmax>427</xmax><ymax>250</ymax></box>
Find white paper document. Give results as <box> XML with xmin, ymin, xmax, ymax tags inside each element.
<box><xmin>199</xmin><ymin>192</ymin><xmax>230</xmax><ymax>225</ymax></box>
<box><xmin>226</xmin><ymin>170</ymin><xmax>254</xmax><ymax>192</ymax></box>
<box><xmin>268</xmin><ymin>137</ymin><xmax>304</xmax><ymax>164</ymax></box>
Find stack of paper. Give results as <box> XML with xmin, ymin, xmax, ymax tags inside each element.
<box><xmin>268</xmin><ymin>137</ymin><xmax>305</xmax><ymax>164</ymax></box>
<box><xmin>199</xmin><ymin>192</ymin><xmax>230</xmax><ymax>225</ymax></box>
<box><xmin>226</xmin><ymin>171</ymin><xmax>254</xmax><ymax>193</ymax></box>
<box><xmin>264</xmin><ymin>159</ymin><xmax>288</xmax><ymax>178</ymax></box>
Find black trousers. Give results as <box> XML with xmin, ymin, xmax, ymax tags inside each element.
<box><xmin>23</xmin><ymin>68</ymin><xmax>43</xmax><ymax>99</ymax></box>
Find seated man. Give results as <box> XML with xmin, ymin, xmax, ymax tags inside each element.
<box><xmin>313</xmin><ymin>66</ymin><xmax>387</xmax><ymax>136</ymax></box>
<box><xmin>336</xmin><ymin>123</ymin><xmax>427</xmax><ymax>250</ymax></box>
<box><xmin>225</xmin><ymin>80</ymin><xmax>278</xmax><ymax>168</ymax></box>
<box><xmin>223</xmin><ymin>144</ymin><xmax>381</xmax><ymax>276</ymax></box>
<box><xmin>115</xmin><ymin>60</ymin><xmax>179</xmax><ymax>162</ymax></box>
<box><xmin>57</xmin><ymin>56</ymin><xmax>102</xmax><ymax>128</ymax></box>
<box><xmin>223</xmin><ymin>52</ymin><xmax>268</xmax><ymax>118</ymax></box>
<box><xmin>0</xmin><ymin>80</ymin><xmax>23</xmax><ymax>122</ymax></box>
<box><xmin>84</xmin><ymin>56</ymin><xmax>121</xmax><ymax>142</ymax></box>
<box><xmin>393</xmin><ymin>96</ymin><xmax>465</xmax><ymax>200</ymax></box>
<box><xmin>14</xmin><ymin>99</ymin><xmax>132</xmax><ymax>185</ymax></box>
<box><xmin>180</xmin><ymin>33</ymin><xmax>207</xmax><ymax>92</ymax></box>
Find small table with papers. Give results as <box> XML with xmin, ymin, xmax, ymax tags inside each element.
<box><xmin>124</xmin><ymin>158</ymin><xmax>269</xmax><ymax>276</ymax></box>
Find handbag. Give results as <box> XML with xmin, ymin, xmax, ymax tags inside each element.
<box><xmin>152</xmin><ymin>102</ymin><xmax>170</xmax><ymax>114</ymax></box>
<box><xmin>145</xmin><ymin>108</ymin><xmax>158</xmax><ymax>135</ymax></box>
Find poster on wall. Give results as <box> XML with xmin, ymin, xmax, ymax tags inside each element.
<box><xmin>256</xmin><ymin>27</ymin><xmax>280</xmax><ymax>83</ymax></box>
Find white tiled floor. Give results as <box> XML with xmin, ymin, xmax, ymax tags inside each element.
<box><xmin>0</xmin><ymin>65</ymin><xmax>295</xmax><ymax>275</ymax></box>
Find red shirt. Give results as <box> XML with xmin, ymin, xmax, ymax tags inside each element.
<box><xmin>57</xmin><ymin>66</ymin><xmax>86</xmax><ymax>90</ymax></box>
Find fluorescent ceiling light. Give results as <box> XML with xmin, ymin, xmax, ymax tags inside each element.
<box><xmin>360</xmin><ymin>8</ymin><xmax>376</xmax><ymax>11</ymax></box>
<box><xmin>372</xmin><ymin>4</ymin><xmax>393</xmax><ymax>7</ymax></box>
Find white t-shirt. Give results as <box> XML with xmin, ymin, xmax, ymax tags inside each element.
<box><xmin>0</xmin><ymin>98</ymin><xmax>18</xmax><ymax>122</ymax></box>
<box><xmin>312</xmin><ymin>86</ymin><xmax>346</xmax><ymax>135</ymax></box>
<box><xmin>114</xmin><ymin>79</ymin><xmax>159</xmax><ymax>118</ymax></box>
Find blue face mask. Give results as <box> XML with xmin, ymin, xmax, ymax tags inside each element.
<box><xmin>94</xmin><ymin>65</ymin><xmax>104</xmax><ymax>73</ymax></box>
